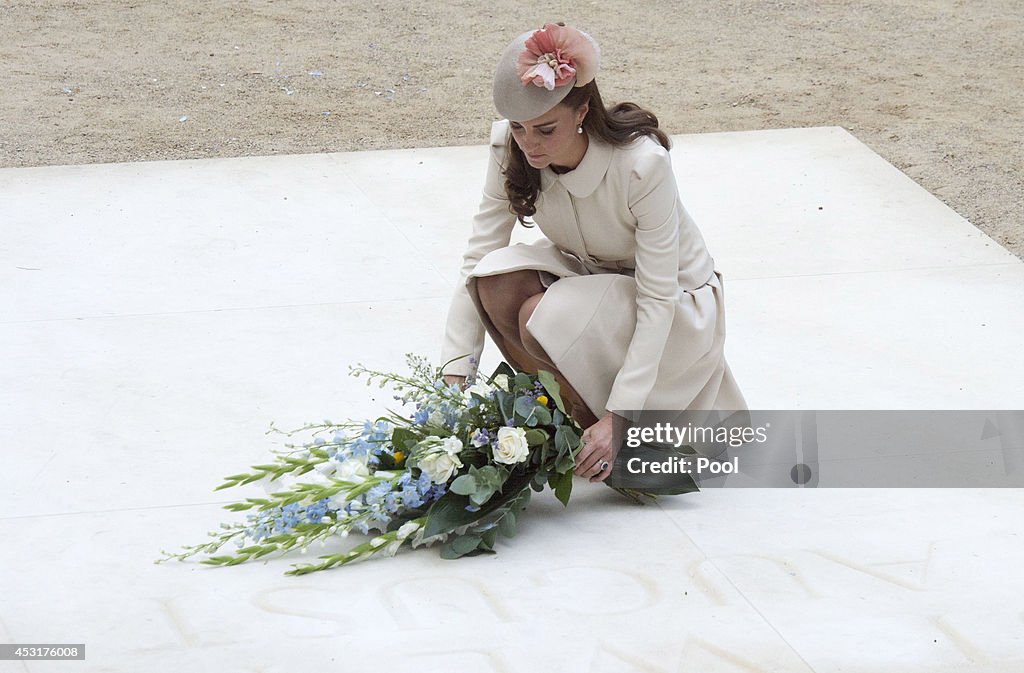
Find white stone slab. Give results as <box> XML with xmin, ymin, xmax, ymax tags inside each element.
<box><xmin>0</xmin><ymin>154</ymin><xmax>449</xmax><ymax>323</ymax></box>
<box><xmin>2</xmin><ymin>127</ymin><xmax>1023</xmax><ymax>671</ymax></box>
<box><xmin>724</xmin><ymin>263</ymin><xmax>1024</xmax><ymax>409</ymax></box>
<box><xmin>0</xmin><ymin>298</ymin><xmax>450</xmax><ymax>518</ymax></box>
<box><xmin>657</xmin><ymin>489</ymin><xmax>1024</xmax><ymax>672</ymax></box>
<box><xmin>0</xmin><ymin>487</ymin><xmax>815</xmax><ymax>673</ymax></box>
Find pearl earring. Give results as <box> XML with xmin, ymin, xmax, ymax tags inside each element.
<box><xmin>577</xmin><ymin>125</ymin><xmax>583</xmax><ymax>134</ymax></box>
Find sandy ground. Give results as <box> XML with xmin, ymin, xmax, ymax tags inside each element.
<box><xmin>1</xmin><ymin>1</ymin><xmax>1020</xmax><ymax>259</ymax></box>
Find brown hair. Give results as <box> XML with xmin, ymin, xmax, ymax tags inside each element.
<box><xmin>502</xmin><ymin>80</ymin><xmax>670</xmax><ymax>225</ymax></box>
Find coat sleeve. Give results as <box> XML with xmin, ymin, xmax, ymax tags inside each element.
<box><xmin>604</xmin><ymin>144</ymin><xmax>681</xmax><ymax>412</ymax></box>
<box><xmin>439</xmin><ymin>122</ymin><xmax>517</xmax><ymax>377</ymax></box>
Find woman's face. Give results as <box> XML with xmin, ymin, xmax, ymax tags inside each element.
<box><xmin>509</xmin><ymin>102</ymin><xmax>589</xmax><ymax>171</ymax></box>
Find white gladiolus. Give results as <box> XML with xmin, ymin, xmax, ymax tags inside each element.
<box><xmin>314</xmin><ymin>461</ymin><xmax>337</xmax><ymax>476</ymax></box>
<box><xmin>336</xmin><ymin>456</ymin><xmax>370</xmax><ymax>482</ymax></box>
<box><xmin>440</xmin><ymin>436</ymin><xmax>463</xmax><ymax>454</ymax></box>
<box><xmin>397</xmin><ymin>521</ymin><xmax>420</xmax><ymax>540</ymax></box>
<box><xmin>493</xmin><ymin>426</ymin><xmax>530</xmax><ymax>464</ymax></box>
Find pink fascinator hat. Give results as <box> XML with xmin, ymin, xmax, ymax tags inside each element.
<box><xmin>492</xmin><ymin>22</ymin><xmax>601</xmax><ymax>122</ymax></box>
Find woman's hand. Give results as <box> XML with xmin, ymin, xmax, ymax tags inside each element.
<box><xmin>574</xmin><ymin>411</ymin><xmax>618</xmax><ymax>483</ymax></box>
<box><xmin>443</xmin><ymin>374</ymin><xmax>467</xmax><ymax>390</ymax></box>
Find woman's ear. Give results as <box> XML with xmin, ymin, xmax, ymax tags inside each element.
<box><xmin>576</xmin><ymin>102</ymin><xmax>590</xmax><ymax>126</ymax></box>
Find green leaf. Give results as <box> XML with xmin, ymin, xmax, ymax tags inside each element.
<box><xmin>539</xmin><ymin>441</ymin><xmax>551</xmax><ymax>464</ymax></box>
<box><xmin>496</xmin><ymin>391</ymin><xmax>515</xmax><ymax>423</ymax></box>
<box><xmin>530</xmin><ymin>472</ymin><xmax>548</xmax><ymax>491</ymax></box>
<box><xmin>555</xmin><ymin>450</ymin><xmax>575</xmax><ymax>473</ymax></box>
<box><xmin>497</xmin><ymin>511</ymin><xmax>518</xmax><ymax>537</ymax></box>
<box><xmin>513</xmin><ymin>373</ymin><xmax>532</xmax><ymax>390</ymax></box>
<box><xmin>536</xmin><ymin>369</ymin><xmax>566</xmax><ymax>413</ymax></box>
<box><xmin>524</xmin><ymin>428</ymin><xmax>547</xmax><ymax>447</ymax></box>
<box><xmin>474</xmin><ymin>465</ymin><xmax>503</xmax><ymax>488</ymax></box>
<box><xmin>489</xmin><ymin>361</ymin><xmax>516</xmax><ymax>381</ymax></box>
<box><xmin>552</xmin><ymin>469</ymin><xmax>573</xmax><ymax>506</ymax></box>
<box><xmin>450</xmin><ymin>474</ymin><xmax>477</xmax><ymax>496</ymax></box>
<box><xmin>423</xmin><ymin>470</ymin><xmax>533</xmax><ymax>538</ymax></box>
<box><xmin>554</xmin><ymin>425</ymin><xmax>580</xmax><ymax>467</ymax></box>
<box><xmin>551</xmin><ymin>409</ymin><xmax>565</xmax><ymax>426</ymax></box>
<box><xmin>391</xmin><ymin>427</ymin><xmax>419</xmax><ymax>452</ymax></box>
<box><xmin>441</xmin><ymin>534</ymin><xmax>483</xmax><ymax>559</ymax></box>
<box><xmin>514</xmin><ymin>396</ymin><xmax>537</xmax><ymax>423</ymax></box>
<box><xmin>533</xmin><ymin>405</ymin><xmax>552</xmax><ymax>426</ymax></box>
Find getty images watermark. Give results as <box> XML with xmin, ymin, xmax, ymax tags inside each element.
<box><xmin>606</xmin><ymin>410</ymin><xmax>1024</xmax><ymax>488</ymax></box>
<box><xmin>621</xmin><ymin>419</ymin><xmax>769</xmax><ymax>476</ymax></box>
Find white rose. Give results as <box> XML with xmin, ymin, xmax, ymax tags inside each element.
<box><xmin>493</xmin><ymin>426</ymin><xmax>530</xmax><ymax>465</ymax></box>
<box><xmin>428</xmin><ymin>409</ymin><xmax>446</xmax><ymax>427</ymax></box>
<box><xmin>336</xmin><ymin>456</ymin><xmax>370</xmax><ymax>482</ymax></box>
<box><xmin>492</xmin><ymin>374</ymin><xmax>510</xmax><ymax>391</ymax></box>
<box><xmin>463</xmin><ymin>382</ymin><xmax>493</xmax><ymax>402</ymax></box>
<box><xmin>418</xmin><ymin>450</ymin><xmax>463</xmax><ymax>484</ymax></box>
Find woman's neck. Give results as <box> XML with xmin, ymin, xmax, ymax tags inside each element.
<box><xmin>549</xmin><ymin>133</ymin><xmax>589</xmax><ymax>174</ymax></box>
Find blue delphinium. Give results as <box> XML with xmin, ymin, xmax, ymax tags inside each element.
<box><xmin>305</xmin><ymin>498</ymin><xmax>329</xmax><ymax>524</ymax></box>
<box><xmin>413</xmin><ymin>407</ymin><xmax>430</xmax><ymax>425</ymax></box>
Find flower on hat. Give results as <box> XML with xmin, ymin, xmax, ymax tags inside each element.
<box><xmin>516</xmin><ymin>22</ymin><xmax>599</xmax><ymax>91</ymax></box>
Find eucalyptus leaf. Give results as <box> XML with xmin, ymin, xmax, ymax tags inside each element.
<box><xmin>440</xmin><ymin>536</ymin><xmax>476</xmax><ymax>559</ymax></box>
<box><xmin>450</xmin><ymin>474</ymin><xmax>477</xmax><ymax>496</ymax></box>
<box><xmin>451</xmin><ymin>534</ymin><xmax>483</xmax><ymax>555</ymax></box>
<box><xmin>524</xmin><ymin>428</ymin><xmax>547</xmax><ymax>447</ymax></box>
<box><xmin>536</xmin><ymin>369</ymin><xmax>566</xmax><ymax>413</ymax></box>
<box><xmin>553</xmin><ymin>469</ymin><xmax>573</xmax><ymax>506</ymax></box>
<box><xmin>514</xmin><ymin>396</ymin><xmax>536</xmax><ymax>423</ymax></box>
<box><xmin>423</xmin><ymin>470</ymin><xmax>533</xmax><ymax>537</ymax></box>
<box><xmin>475</xmin><ymin>465</ymin><xmax>503</xmax><ymax>491</ymax></box>
<box><xmin>555</xmin><ymin>451</ymin><xmax>575</xmax><ymax>473</ymax></box>
<box><xmin>498</xmin><ymin>512</ymin><xmax>518</xmax><ymax>537</ymax></box>
<box><xmin>497</xmin><ymin>391</ymin><xmax>515</xmax><ymax>423</ymax></box>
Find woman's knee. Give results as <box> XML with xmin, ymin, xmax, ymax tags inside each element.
<box><xmin>517</xmin><ymin>292</ymin><xmax>552</xmax><ymax>363</ymax></box>
<box><xmin>476</xmin><ymin>271</ymin><xmax>545</xmax><ymax>331</ymax></box>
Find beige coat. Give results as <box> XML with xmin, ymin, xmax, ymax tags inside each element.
<box><xmin>440</xmin><ymin>120</ymin><xmax>746</xmax><ymax>417</ymax></box>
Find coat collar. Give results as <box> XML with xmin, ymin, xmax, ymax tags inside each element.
<box><xmin>539</xmin><ymin>133</ymin><xmax>613</xmax><ymax>197</ymax></box>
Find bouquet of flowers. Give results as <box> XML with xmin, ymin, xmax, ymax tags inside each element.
<box><xmin>157</xmin><ymin>355</ymin><xmax>652</xmax><ymax>576</ymax></box>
